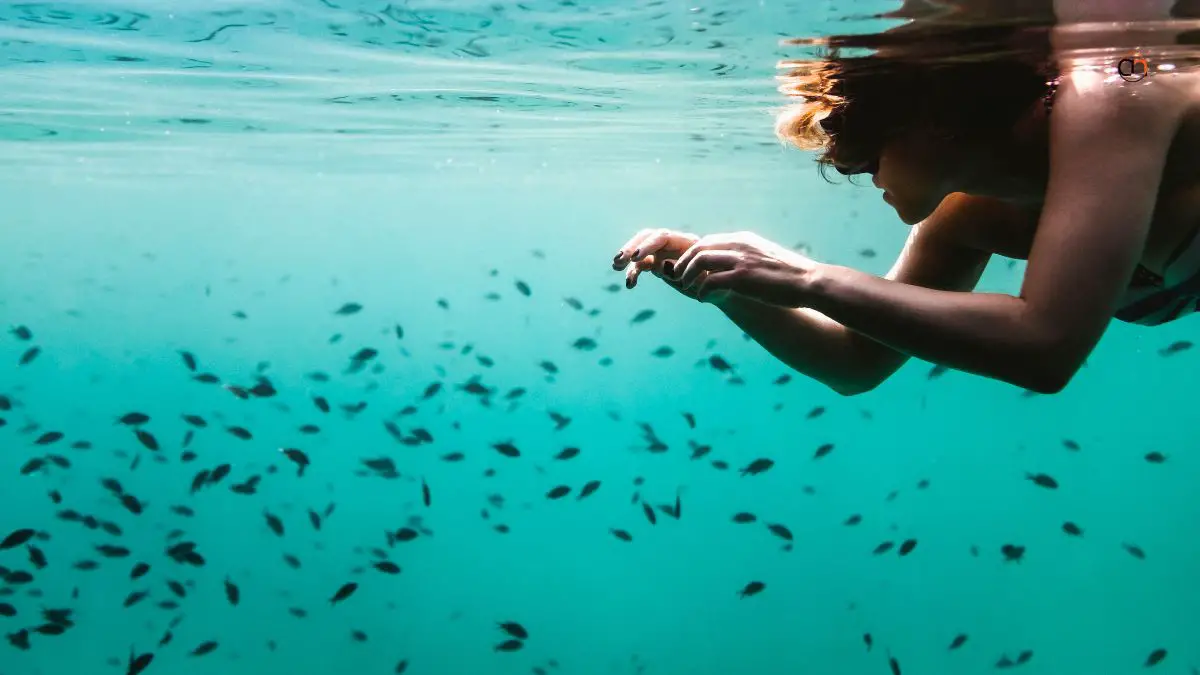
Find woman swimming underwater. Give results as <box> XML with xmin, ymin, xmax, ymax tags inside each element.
<box><xmin>612</xmin><ymin>10</ymin><xmax>1200</xmax><ymax>396</ymax></box>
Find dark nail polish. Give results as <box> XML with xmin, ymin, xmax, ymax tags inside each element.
<box><xmin>613</xmin><ymin>252</ymin><xmax>623</xmax><ymax>262</ymax></box>
<box><xmin>625</xmin><ymin>276</ymin><xmax>634</xmax><ymax>289</ymax></box>
<box><xmin>662</xmin><ymin>261</ymin><xmax>675</xmax><ymax>277</ymax></box>
<box><xmin>632</xmin><ymin>248</ymin><xmax>641</xmax><ymax>259</ymax></box>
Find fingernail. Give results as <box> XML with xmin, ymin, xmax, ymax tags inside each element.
<box><xmin>613</xmin><ymin>252</ymin><xmax>623</xmax><ymax>263</ymax></box>
<box><xmin>662</xmin><ymin>261</ymin><xmax>675</xmax><ymax>277</ymax></box>
<box><xmin>632</xmin><ymin>248</ymin><xmax>641</xmax><ymax>260</ymax></box>
<box><xmin>625</xmin><ymin>276</ymin><xmax>635</xmax><ymax>289</ymax></box>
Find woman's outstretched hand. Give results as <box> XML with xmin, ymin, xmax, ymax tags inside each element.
<box><xmin>612</xmin><ymin>228</ymin><xmax>703</xmax><ymax>299</ymax></box>
<box><xmin>614</xmin><ymin>229</ymin><xmax>816</xmax><ymax>307</ymax></box>
<box><xmin>670</xmin><ymin>231</ymin><xmax>816</xmax><ymax>306</ymax></box>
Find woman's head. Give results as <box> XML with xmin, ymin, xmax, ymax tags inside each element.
<box><xmin>774</xmin><ymin>53</ymin><xmax>1052</xmax><ymax>223</ymax></box>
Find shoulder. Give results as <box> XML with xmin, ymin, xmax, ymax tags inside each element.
<box><xmin>916</xmin><ymin>192</ymin><xmax>1035</xmax><ymax>251</ymax></box>
<box><xmin>1052</xmin><ymin>69</ymin><xmax>1187</xmax><ymax>140</ymax></box>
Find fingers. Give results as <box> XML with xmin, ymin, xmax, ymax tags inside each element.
<box><xmin>614</xmin><ymin>229</ymin><xmax>657</xmax><ymax>270</ymax></box>
<box><xmin>694</xmin><ymin>271</ymin><xmax>739</xmax><ymax>303</ymax></box>
<box><xmin>677</xmin><ymin>250</ymin><xmax>738</xmax><ymax>290</ymax></box>
<box><xmin>624</xmin><ymin>256</ymin><xmax>656</xmax><ymax>289</ymax></box>
<box><xmin>613</xmin><ymin>229</ymin><xmax>696</xmax><ymax>270</ymax></box>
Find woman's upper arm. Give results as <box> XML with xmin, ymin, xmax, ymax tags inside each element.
<box><xmin>1020</xmin><ymin>72</ymin><xmax>1180</xmax><ymax>374</ymax></box>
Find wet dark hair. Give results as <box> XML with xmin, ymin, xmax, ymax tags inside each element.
<box><xmin>774</xmin><ymin>24</ymin><xmax>1056</xmax><ymax>181</ymax></box>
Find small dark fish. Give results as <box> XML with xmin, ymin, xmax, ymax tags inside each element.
<box><xmin>1001</xmin><ymin>544</ymin><xmax>1025</xmax><ymax>562</ymax></box>
<box><xmin>739</xmin><ymin>458</ymin><xmax>774</xmax><ymax>476</ymax></box>
<box><xmin>264</xmin><ymin>512</ymin><xmax>284</xmax><ymax>537</ymax></box>
<box><xmin>498</xmin><ymin>621</ymin><xmax>528</xmax><ymax>639</ymax></box>
<box><xmin>135</xmin><ymin>430</ymin><xmax>159</xmax><ymax>451</ymax></box>
<box><xmin>224</xmin><ymin>577</ymin><xmax>240</xmax><ymax>605</ymax></box>
<box><xmin>578</xmin><ymin>480</ymin><xmax>601</xmax><ymax>500</ymax></box>
<box><xmin>546</xmin><ymin>485</ymin><xmax>571</xmax><ymax>500</ymax></box>
<box><xmin>554</xmin><ymin>447</ymin><xmax>580</xmax><ymax>460</ymax></box>
<box><xmin>631</xmin><ymin>309</ymin><xmax>656</xmax><ymax>324</ymax></box>
<box><xmin>766</xmin><ymin>523</ymin><xmax>793</xmax><ymax>541</ymax></box>
<box><xmin>863</xmin><ymin>633</ymin><xmax>872</xmax><ymax>651</ymax></box>
<box><xmin>515</xmin><ymin>280</ymin><xmax>531</xmax><ymax>297</ymax></box>
<box><xmin>733</xmin><ymin>512</ymin><xmax>757</xmax><ymax>524</ymax></box>
<box><xmin>739</xmin><ymin>581</ymin><xmax>765</xmax><ymax>597</ymax></box>
<box><xmin>227</xmin><ymin>426</ymin><xmax>252</xmax><ymax>440</ymax></box>
<box><xmin>873</xmin><ymin>541</ymin><xmax>895</xmax><ymax>555</ymax></box>
<box><xmin>373</xmin><ymin>561</ymin><xmax>401</xmax><ymax>575</ymax></box>
<box><xmin>610</xmin><ymin>528</ymin><xmax>632</xmax><ymax>542</ymax></box>
<box><xmin>493</xmin><ymin>442</ymin><xmax>520</xmax><ymax>458</ymax></box>
<box><xmin>335</xmin><ymin>302</ymin><xmax>363</xmax><ymax>315</ymax></box>
<box><xmin>1062</xmin><ymin>522</ymin><xmax>1083</xmax><ymax>536</ymax></box>
<box><xmin>641</xmin><ymin>502</ymin><xmax>657</xmax><ymax>525</ymax></box>
<box><xmin>118</xmin><ymin>413</ymin><xmax>150</xmax><ymax>426</ymax></box>
<box><xmin>1122</xmin><ymin>543</ymin><xmax>1146</xmax><ymax>560</ymax></box>
<box><xmin>393</xmin><ymin>528</ymin><xmax>419</xmax><ymax>542</ymax></box>
<box><xmin>20</xmin><ymin>458</ymin><xmax>46</xmax><ymax>475</ymax></box>
<box><xmin>7</xmin><ymin>629</ymin><xmax>30</xmax><ymax>650</ymax></box>
<box><xmin>330</xmin><ymin>582</ymin><xmax>357</xmax><ymax>605</ymax></box>
<box><xmin>1158</xmin><ymin>340</ymin><xmax>1192</xmax><ymax>356</ymax></box>
<box><xmin>844</xmin><ymin>514</ymin><xmax>862</xmax><ymax>526</ymax></box>
<box><xmin>1144</xmin><ymin>451</ymin><xmax>1167</xmax><ymax>464</ymax></box>
<box><xmin>898</xmin><ymin>539</ymin><xmax>918</xmax><ymax>556</ymax></box>
<box><xmin>422</xmin><ymin>479</ymin><xmax>431</xmax><ymax>507</ymax></box>
<box><xmin>127</xmin><ymin>650</ymin><xmax>154</xmax><ymax>675</ymax></box>
<box><xmin>18</xmin><ymin>346</ymin><xmax>41</xmax><ymax>366</ymax></box>
<box><xmin>191</xmin><ymin>641</ymin><xmax>218</xmax><ymax>657</ymax></box>
<box><xmin>35</xmin><ymin>431</ymin><xmax>63</xmax><ymax>445</ymax></box>
<box><xmin>179</xmin><ymin>350</ymin><xmax>197</xmax><ymax>371</ymax></box>
<box><xmin>813</xmin><ymin>443</ymin><xmax>834</xmax><ymax>459</ymax></box>
<box><xmin>495</xmin><ymin>639</ymin><xmax>524</xmax><ymax>652</ymax></box>
<box><xmin>1145</xmin><ymin>648</ymin><xmax>1167</xmax><ymax>667</ymax></box>
<box><xmin>1025</xmin><ymin>472</ymin><xmax>1058</xmax><ymax>489</ymax></box>
<box><xmin>10</xmin><ymin>325</ymin><xmax>33</xmax><ymax>340</ymax></box>
<box><xmin>123</xmin><ymin>590</ymin><xmax>149</xmax><ymax>608</ymax></box>
<box><xmin>395</xmin><ymin>659</ymin><xmax>409</xmax><ymax>673</ymax></box>
<box><xmin>1</xmin><ymin>528</ymin><xmax>36</xmax><ymax>550</ymax></box>
<box><xmin>889</xmin><ymin>656</ymin><xmax>902</xmax><ymax>675</ymax></box>
<box><xmin>281</xmin><ymin>447</ymin><xmax>310</xmax><ymax>476</ymax></box>
<box><xmin>948</xmin><ymin>634</ymin><xmax>968</xmax><ymax>650</ymax></box>
<box><xmin>95</xmin><ymin>544</ymin><xmax>130</xmax><ymax>558</ymax></box>
<box><xmin>131</xmin><ymin>562</ymin><xmax>150</xmax><ymax>579</ymax></box>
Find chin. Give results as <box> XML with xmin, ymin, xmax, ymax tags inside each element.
<box><xmin>888</xmin><ymin>199</ymin><xmax>935</xmax><ymax>225</ymax></box>
<box><xmin>890</xmin><ymin>204</ymin><xmax>923</xmax><ymax>225</ymax></box>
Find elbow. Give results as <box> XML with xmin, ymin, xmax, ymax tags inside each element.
<box><xmin>828</xmin><ymin>374</ymin><xmax>886</xmax><ymax>397</ymax></box>
<box><xmin>1011</xmin><ymin>347</ymin><xmax>1085</xmax><ymax>395</ymax></box>
<box><xmin>1023</xmin><ymin>365</ymin><xmax>1081</xmax><ymax>395</ymax></box>
<box><xmin>1021</xmin><ymin>371</ymin><xmax>1072</xmax><ymax>395</ymax></box>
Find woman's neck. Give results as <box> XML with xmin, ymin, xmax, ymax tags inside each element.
<box><xmin>961</xmin><ymin>102</ymin><xmax>1053</xmax><ymax>205</ymax></box>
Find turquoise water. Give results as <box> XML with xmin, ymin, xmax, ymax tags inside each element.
<box><xmin>3</xmin><ymin>2</ymin><xmax>1200</xmax><ymax>674</ymax></box>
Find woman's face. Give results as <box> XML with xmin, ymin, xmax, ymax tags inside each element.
<box><xmin>873</xmin><ymin>132</ymin><xmax>956</xmax><ymax>224</ymax></box>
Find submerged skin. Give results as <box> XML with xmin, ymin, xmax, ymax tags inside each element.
<box><xmin>612</xmin><ymin>66</ymin><xmax>1200</xmax><ymax>395</ymax></box>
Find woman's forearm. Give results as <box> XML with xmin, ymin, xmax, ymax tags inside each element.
<box><xmin>715</xmin><ymin>294</ymin><xmax>908</xmax><ymax>395</ymax></box>
<box><xmin>803</xmin><ymin>264</ymin><xmax>1070</xmax><ymax>392</ymax></box>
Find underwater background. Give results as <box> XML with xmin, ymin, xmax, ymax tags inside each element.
<box><xmin>2</xmin><ymin>1</ymin><xmax>1199</xmax><ymax>674</ymax></box>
